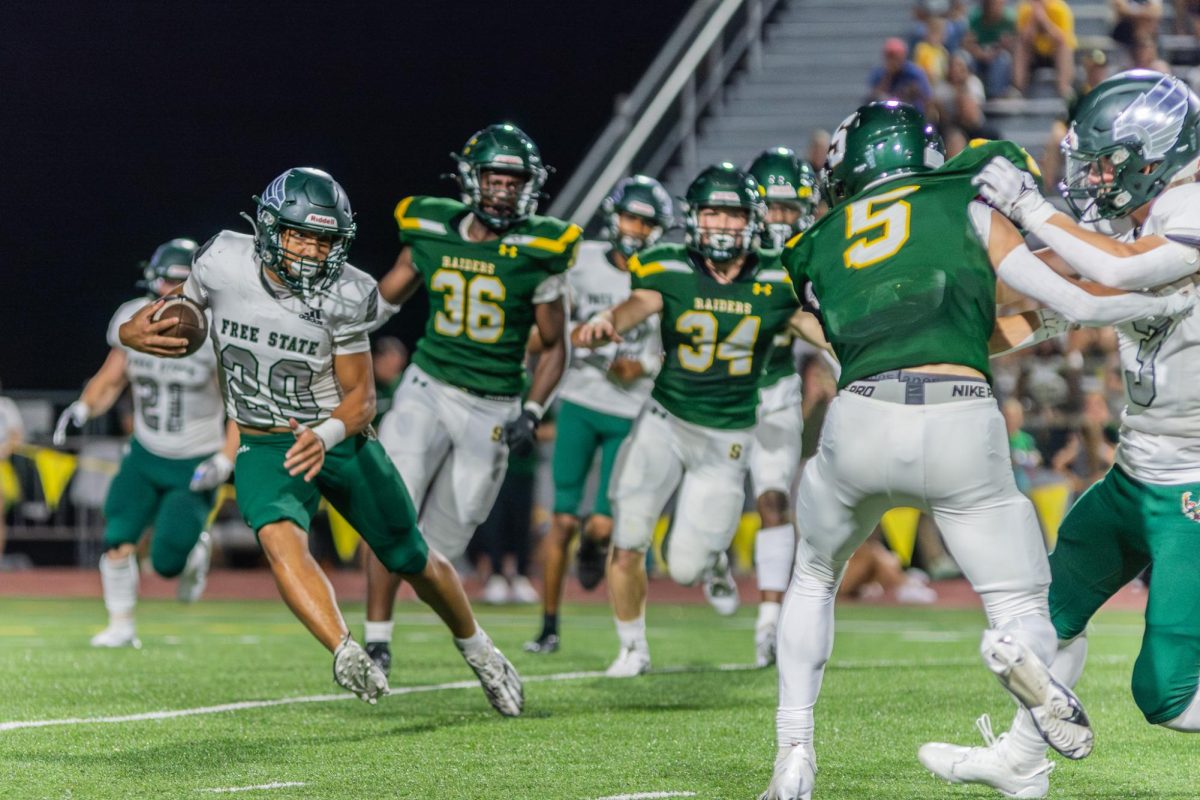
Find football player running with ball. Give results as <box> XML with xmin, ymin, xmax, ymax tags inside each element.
<box><xmin>759</xmin><ymin>101</ymin><xmax>1198</xmax><ymax>800</ymax></box>
<box><xmin>920</xmin><ymin>70</ymin><xmax>1200</xmax><ymax>798</ymax></box>
<box><xmin>525</xmin><ymin>175</ymin><xmax>670</xmax><ymax>655</ymax></box>
<box><xmin>744</xmin><ymin>147</ymin><xmax>821</xmax><ymax>667</ymax></box>
<box><xmin>573</xmin><ymin>163</ymin><xmax>823</xmax><ymax>678</ymax></box>
<box><xmin>365</xmin><ymin>124</ymin><xmax>580</xmax><ymax>673</ymax></box>
<box><xmin>54</xmin><ymin>239</ymin><xmax>238</xmax><ymax>648</ymax></box>
<box><xmin>119</xmin><ymin>168</ymin><xmax>522</xmax><ymax>713</ymax></box>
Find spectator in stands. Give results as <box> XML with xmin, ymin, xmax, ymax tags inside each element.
<box><xmin>868</xmin><ymin>37</ymin><xmax>934</xmax><ymax>113</ymax></box>
<box><xmin>945</xmin><ymin>0</ymin><xmax>972</xmax><ymax>51</ymax></box>
<box><xmin>1002</xmin><ymin>397</ymin><xmax>1042</xmax><ymax>493</ymax></box>
<box><xmin>806</xmin><ymin>128</ymin><xmax>831</xmax><ymax>173</ymax></box>
<box><xmin>965</xmin><ymin>0</ymin><xmax>1018</xmax><ymax>97</ymax></box>
<box><xmin>371</xmin><ymin>336</ymin><xmax>408</xmax><ymax>425</ymax></box>
<box><xmin>1050</xmin><ymin>391</ymin><xmax>1117</xmax><ymax>495</ymax></box>
<box><xmin>1112</xmin><ymin>0</ymin><xmax>1164</xmax><ymax>55</ymax></box>
<box><xmin>915</xmin><ymin>16</ymin><xmax>953</xmax><ymax>85</ymax></box>
<box><xmin>0</xmin><ymin>381</ymin><xmax>24</xmax><ymax>569</ymax></box>
<box><xmin>1130</xmin><ymin>34</ymin><xmax>1173</xmax><ymax>71</ymax></box>
<box><xmin>933</xmin><ymin>51</ymin><xmax>992</xmax><ymax>138</ymax></box>
<box><xmin>1173</xmin><ymin>0</ymin><xmax>1200</xmax><ymax>37</ymax></box>
<box><xmin>1041</xmin><ymin>49</ymin><xmax>1112</xmax><ymax>192</ymax></box>
<box><xmin>1014</xmin><ymin>0</ymin><xmax>1077</xmax><ymax>99</ymax></box>
<box><xmin>942</xmin><ymin>124</ymin><xmax>970</xmax><ymax>156</ymax></box>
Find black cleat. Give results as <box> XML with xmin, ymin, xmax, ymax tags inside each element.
<box><xmin>365</xmin><ymin>641</ymin><xmax>392</xmax><ymax>677</ymax></box>
<box><xmin>576</xmin><ymin>535</ymin><xmax>608</xmax><ymax>591</ymax></box>
<box><xmin>523</xmin><ymin>632</ymin><xmax>560</xmax><ymax>654</ymax></box>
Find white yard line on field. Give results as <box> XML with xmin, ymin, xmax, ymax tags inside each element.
<box><xmin>0</xmin><ymin>658</ymin><xmax>1019</xmax><ymax>732</ymax></box>
<box><xmin>198</xmin><ymin>782</ymin><xmax>307</xmax><ymax>793</ymax></box>
<box><xmin>595</xmin><ymin>792</ymin><xmax>698</xmax><ymax>800</ymax></box>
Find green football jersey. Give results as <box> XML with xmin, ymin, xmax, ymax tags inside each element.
<box><xmin>759</xmin><ymin>330</ymin><xmax>797</xmax><ymax>390</ymax></box>
<box><xmin>395</xmin><ymin>195</ymin><xmax>582</xmax><ymax>396</ymax></box>
<box><xmin>783</xmin><ymin>140</ymin><xmax>1036</xmax><ymax>389</ymax></box>
<box><xmin>630</xmin><ymin>244</ymin><xmax>799</xmax><ymax>429</ymax></box>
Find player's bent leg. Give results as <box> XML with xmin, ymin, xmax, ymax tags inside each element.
<box><xmin>259</xmin><ymin>520</ymin><xmax>350</xmax><ymax>651</ymax></box>
<box><xmin>94</xmin><ymin>448</ymin><xmax>159</xmax><ymax>648</ymax></box>
<box><xmin>93</xmin><ymin>544</ymin><xmax>142</xmax><ymax>649</ymax></box>
<box><xmin>149</xmin><ymin>487</ymin><xmax>210</xmax><ymax>579</ymax></box>
<box><xmin>577</xmin><ymin>513</ymin><xmax>613</xmax><ymax>591</ymax></box>
<box><xmin>525</xmin><ymin>512</ymin><xmax>578</xmax><ymax>654</ymax></box>
<box><xmin>755</xmin><ymin>491</ymin><xmax>795</xmax><ymax>668</ymax></box>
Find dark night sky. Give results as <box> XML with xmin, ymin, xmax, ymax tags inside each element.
<box><xmin>2</xmin><ymin>1</ymin><xmax>692</xmax><ymax>390</ymax></box>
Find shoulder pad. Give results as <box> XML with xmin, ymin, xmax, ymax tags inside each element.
<box><xmin>1151</xmin><ymin>183</ymin><xmax>1200</xmax><ymax>245</ymax></box>
<box><xmin>945</xmin><ymin>139</ymin><xmax>1043</xmax><ymax>184</ymax></box>
<box><xmin>394</xmin><ymin>196</ymin><xmax>465</xmax><ymax>237</ymax></box>
<box><xmin>628</xmin><ymin>244</ymin><xmax>692</xmax><ymax>282</ymax></box>
<box><xmin>501</xmin><ymin>215</ymin><xmax>583</xmax><ymax>258</ymax></box>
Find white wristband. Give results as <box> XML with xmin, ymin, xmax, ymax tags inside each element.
<box><xmin>523</xmin><ymin>401</ymin><xmax>545</xmax><ymax>421</ymax></box>
<box><xmin>311</xmin><ymin>418</ymin><xmax>347</xmax><ymax>451</ymax></box>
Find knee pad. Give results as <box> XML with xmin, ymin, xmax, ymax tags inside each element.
<box><xmin>755</xmin><ymin>524</ymin><xmax>795</xmax><ymax>593</ymax></box>
<box><xmin>151</xmin><ymin>552</ymin><xmax>187</xmax><ymax>579</ymax></box>
<box><xmin>1133</xmin><ymin>629</ymin><xmax>1200</xmax><ymax>726</ymax></box>
<box><xmin>665</xmin><ymin>542</ymin><xmax>711</xmax><ymax>586</ymax></box>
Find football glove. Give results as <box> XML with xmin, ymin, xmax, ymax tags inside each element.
<box><xmin>190</xmin><ymin>453</ymin><xmax>233</xmax><ymax>491</ymax></box>
<box><xmin>52</xmin><ymin>400</ymin><xmax>91</xmax><ymax>446</ymax></box>
<box><xmin>502</xmin><ymin>409</ymin><xmax>540</xmax><ymax>457</ymax></box>
<box><xmin>971</xmin><ymin>156</ymin><xmax>1057</xmax><ymax>232</ymax></box>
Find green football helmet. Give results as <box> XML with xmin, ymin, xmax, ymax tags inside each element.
<box><xmin>748</xmin><ymin>147</ymin><xmax>820</xmax><ymax>246</ymax></box>
<box><xmin>601</xmin><ymin>174</ymin><xmax>674</xmax><ymax>257</ymax></box>
<box><xmin>453</xmin><ymin>123</ymin><xmax>549</xmax><ymax>231</ymax></box>
<box><xmin>683</xmin><ymin>163</ymin><xmax>765</xmax><ymax>262</ymax></box>
<box><xmin>250</xmin><ymin>167</ymin><xmax>356</xmax><ymax>296</ymax></box>
<box><xmin>1061</xmin><ymin>69</ymin><xmax>1200</xmax><ymax>221</ymax></box>
<box><xmin>822</xmin><ymin>101</ymin><xmax>945</xmax><ymax>207</ymax></box>
<box><xmin>138</xmin><ymin>238</ymin><xmax>197</xmax><ymax>296</ymax></box>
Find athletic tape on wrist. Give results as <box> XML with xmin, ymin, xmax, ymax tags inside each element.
<box><xmin>311</xmin><ymin>418</ymin><xmax>347</xmax><ymax>451</ymax></box>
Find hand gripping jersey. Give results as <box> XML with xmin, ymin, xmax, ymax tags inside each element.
<box><xmin>784</xmin><ymin>140</ymin><xmax>1035</xmax><ymax>389</ymax></box>
<box><xmin>395</xmin><ymin>196</ymin><xmax>582</xmax><ymax>397</ymax></box>
<box><xmin>1111</xmin><ymin>182</ymin><xmax>1200</xmax><ymax>483</ymax></box>
<box><xmin>557</xmin><ymin>240</ymin><xmax>661</xmax><ymax>419</ymax></box>
<box><xmin>629</xmin><ymin>244</ymin><xmax>799</xmax><ymax>430</ymax></box>
<box><xmin>182</xmin><ymin>231</ymin><xmax>380</xmax><ymax>429</ymax></box>
<box><xmin>107</xmin><ymin>298</ymin><xmax>224</xmax><ymax>459</ymax></box>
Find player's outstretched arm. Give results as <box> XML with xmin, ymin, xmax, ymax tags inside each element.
<box><xmin>985</xmin><ymin>208</ymin><xmax>1197</xmax><ymax>326</ymax></box>
<box><xmin>572</xmin><ymin>289</ymin><xmax>664</xmax><ymax>348</ymax></box>
<box><xmin>52</xmin><ymin>347</ymin><xmax>130</xmax><ymax>446</ymax></box>
<box><xmin>377</xmin><ymin>246</ymin><xmax>423</xmax><ymax>309</ymax></box>
<box><xmin>284</xmin><ymin>351</ymin><xmax>375</xmax><ymax>483</ymax></box>
<box><xmin>527</xmin><ymin>297</ymin><xmax>568</xmax><ymax>409</ymax></box>
<box><xmin>118</xmin><ymin>299</ymin><xmax>190</xmax><ymax>357</ymax></box>
<box><xmin>788</xmin><ymin>309</ymin><xmax>834</xmax><ymax>355</ymax></box>
<box><xmin>974</xmin><ymin>155</ymin><xmax>1200</xmax><ymax>289</ymax></box>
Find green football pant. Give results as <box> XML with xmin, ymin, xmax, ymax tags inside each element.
<box><xmin>103</xmin><ymin>438</ymin><xmax>215</xmax><ymax>578</ymax></box>
<box><xmin>234</xmin><ymin>431</ymin><xmax>428</xmax><ymax>574</ymax></box>
<box><xmin>552</xmin><ymin>399</ymin><xmax>633</xmax><ymax>519</ymax></box>
<box><xmin>1050</xmin><ymin>464</ymin><xmax>1200</xmax><ymax>724</ymax></box>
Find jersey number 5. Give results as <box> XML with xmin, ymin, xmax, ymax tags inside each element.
<box><xmin>432</xmin><ymin>269</ymin><xmax>506</xmax><ymax>343</ymax></box>
<box><xmin>676</xmin><ymin>312</ymin><xmax>761</xmax><ymax>375</ymax></box>
<box><xmin>843</xmin><ymin>185</ymin><xmax>919</xmax><ymax>269</ymax></box>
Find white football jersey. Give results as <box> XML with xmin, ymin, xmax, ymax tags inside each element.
<box><xmin>107</xmin><ymin>298</ymin><xmax>224</xmax><ymax>459</ymax></box>
<box><xmin>1112</xmin><ymin>183</ymin><xmax>1200</xmax><ymax>483</ymax></box>
<box><xmin>183</xmin><ymin>231</ymin><xmax>378</xmax><ymax>429</ymax></box>
<box><xmin>557</xmin><ymin>241</ymin><xmax>660</xmax><ymax>419</ymax></box>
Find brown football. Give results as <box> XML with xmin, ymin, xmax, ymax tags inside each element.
<box><xmin>151</xmin><ymin>297</ymin><xmax>208</xmax><ymax>356</ymax></box>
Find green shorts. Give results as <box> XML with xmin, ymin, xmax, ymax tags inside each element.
<box><xmin>234</xmin><ymin>431</ymin><xmax>428</xmax><ymax>574</ymax></box>
<box><xmin>1050</xmin><ymin>464</ymin><xmax>1200</xmax><ymax>724</ymax></box>
<box><xmin>103</xmin><ymin>438</ymin><xmax>215</xmax><ymax>578</ymax></box>
<box><xmin>552</xmin><ymin>400</ymin><xmax>634</xmax><ymax>518</ymax></box>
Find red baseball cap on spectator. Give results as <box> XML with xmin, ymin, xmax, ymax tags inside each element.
<box><xmin>883</xmin><ymin>37</ymin><xmax>908</xmax><ymax>58</ymax></box>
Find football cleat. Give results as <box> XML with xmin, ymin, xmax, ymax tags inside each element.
<box><xmin>333</xmin><ymin>636</ymin><xmax>389</xmax><ymax>704</ymax></box>
<box><xmin>177</xmin><ymin>531</ymin><xmax>212</xmax><ymax>604</ymax></box>
<box><xmin>755</xmin><ymin>618</ymin><xmax>778</xmax><ymax>668</ymax></box>
<box><xmin>461</xmin><ymin>634</ymin><xmax>524</xmax><ymax>717</ymax></box>
<box><xmin>918</xmin><ymin>714</ymin><xmax>1053</xmax><ymax>799</ymax></box>
<box><xmin>981</xmin><ymin>630</ymin><xmax>1093</xmax><ymax>760</ymax></box>
<box><xmin>523</xmin><ymin>632</ymin><xmax>560</xmax><ymax>654</ymax></box>
<box><xmin>759</xmin><ymin>743</ymin><xmax>816</xmax><ymax>800</ymax></box>
<box><xmin>365</xmin><ymin>641</ymin><xmax>392</xmax><ymax>677</ymax></box>
<box><xmin>605</xmin><ymin>643</ymin><xmax>651</xmax><ymax>678</ymax></box>
<box><xmin>90</xmin><ymin>623</ymin><xmax>141</xmax><ymax>649</ymax></box>
<box><xmin>575</xmin><ymin>533</ymin><xmax>608</xmax><ymax>591</ymax></box>
<box><xmin>702</xmin><ymin>552</ymin><xmax>740</xmax><ymax>616</ymax></box>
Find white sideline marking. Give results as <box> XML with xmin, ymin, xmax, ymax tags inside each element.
<box><xmin>0</xmin><ymin>658</ymin><xmax>999</xmax><ymax>732</ymax></box>
<box><xmin>199</xmin><ymin>782</ymin><xmax>306</xmax><ymax>794</ymax></box>
<box><xmin>596</xmin><ymin>792</ymin><xmax>697</xmax><ymax>800</ymax></box>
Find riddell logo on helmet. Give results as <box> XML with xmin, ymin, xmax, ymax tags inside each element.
<box><xmin>626</xmin><ymin>200</ymin><xmax>655</xmax><ymax>217</ymax></box>
<box><xmin>492</xmin><ymin>155</ymin><xmax>524</xmax><ymax>166</ymax></box>
<box><xmin>709</xmin><ymin>191</ymin><xmax>740</xmax><ymax>202</ymax></box>
<box><xmin>305</xmin><ymin>213</ymin><xmax>337</xmax><ymax>227</ymax></box>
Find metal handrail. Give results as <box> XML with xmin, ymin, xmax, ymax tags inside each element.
<box><xmin>548</xmin><ymin>0</ymin><xmax>781</xmax><ymax>229</ymax></box>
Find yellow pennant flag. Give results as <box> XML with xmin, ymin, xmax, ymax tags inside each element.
<box><xmin>33</xmin><ymin>448</ymin><xmax>78</xmax><ymax>511</ymax></box>
<box><xmin>0</xmin><ymin>460</ymin><xmax>19</xmax><ymax>504</ymax></box>
<box><xmin>731</xmin><ymin>512</ymin><xmax>760</xmax><ymax>572</ymax></box>
<box><xmin>1030</xmin><ymin>482</ymin><xmax>1071</xmax><ymax>550</ymax></box>
<box><xmin>880</xmin><ymin>506</ymin><xmax>921</xmax><ymax>567</ymax></box>
<box><xmin>324</xmin><ymin>502</ymin><xmax>362</xmax><ymax>563</ymax></box>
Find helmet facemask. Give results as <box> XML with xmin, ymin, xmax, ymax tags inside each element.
<box><xmin>607</xmin><ymin>211</ymin><xmax>664</xmax><ymax>258</ymax></box>
<box><xmin>253</xmin><ymin>204</ymin><xmax>352</xmax><ymax>297</ymax></box>
<box><xmin>456</xmin><ymin>161</ymin><xmax>546</xmax><ymax>231</ymax></box>
<box><xmin>601</xmin><ymin>175</ymin><xmax>674</xmax><ymax>257</ymax></box>
<box><xmin>687</xmin><ymin>206</ymin><xmax>761</xmax><ymax>263</ymax></box>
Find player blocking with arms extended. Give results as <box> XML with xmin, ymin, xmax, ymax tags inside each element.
<box><xmin>573</xmin><ymin>163</ymin><xmax>827</xmax><ymax>677</ymax></box>
<box><xmin>119</xmin><ymin>167</ymin><xmax>522</xmax><ymax>713</ymax></box>
<box><xmin>744</xmin><ymin>147</ymin><xmax>821</xmax><ymax>667</ymax></box>
<box><xmin>54</xmin><ymin>239</ymin><xmax>238</xmax><ymax>647</ymax></box>
<box><xmin>525</xmin><ymin>175</ymin><xmax>670</xmax><ymax>654</ymax></box>
<box><xmin>920</xmin><ymin>70</ymin><xmax>1200</xmax><ymax>798</ymax></box>
<box><xmin>759</xmin><ymin>102</ymin><xmax>1197</xmax><ymax>800</ymax></box>
<box><xmin>365</xmin><ymin>123</ymin><xmax>579</xmax><ymax>672</ymax></box>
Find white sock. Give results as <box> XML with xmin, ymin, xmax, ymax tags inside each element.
<box><xmin>754</xmin><ymin>524</ymin><xmax>795</xmax><ymax>593</ymax></box>
<box><xmin>1008</xmin><ymin>635</ymin><xmax>1089</xmax><ymax>762</ymax></box>
<box><xmin>364</xmin><ymin>620</ymin><xmax>394</xmax><ymax>645</ymax></box>
<box><xmin>1162</xmin><ymin>680</ymin><xmax>1200</xmax><ymax>732</ymax></box>
<box><xmin>454</xmin><ymin>625</ymin><xmax>491</xmax><ymax>662</ymax></box>
<box><xmin>99</xmin><ymin>552</ymin><xmax>138</xmax><ymax>621</ymax></box>
<box><xmin>777</xmin><ymin>706</ymin><xmax>815</xmax><ymax>749</ymax></box>
<box><xmin>615</xmin><ymin>616</ymin><xmax>647</xmax><ymax>649</ymax></box>
<box><xmin>757</xmin><ymin>601</ymin><xmax>782</xmax><ymax>629</ymax></box>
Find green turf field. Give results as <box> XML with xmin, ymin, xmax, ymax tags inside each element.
<box><xmin>0</xmin><ymin>597</ymin><xmax>1191</xmax><ymax>799</ymax></box>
